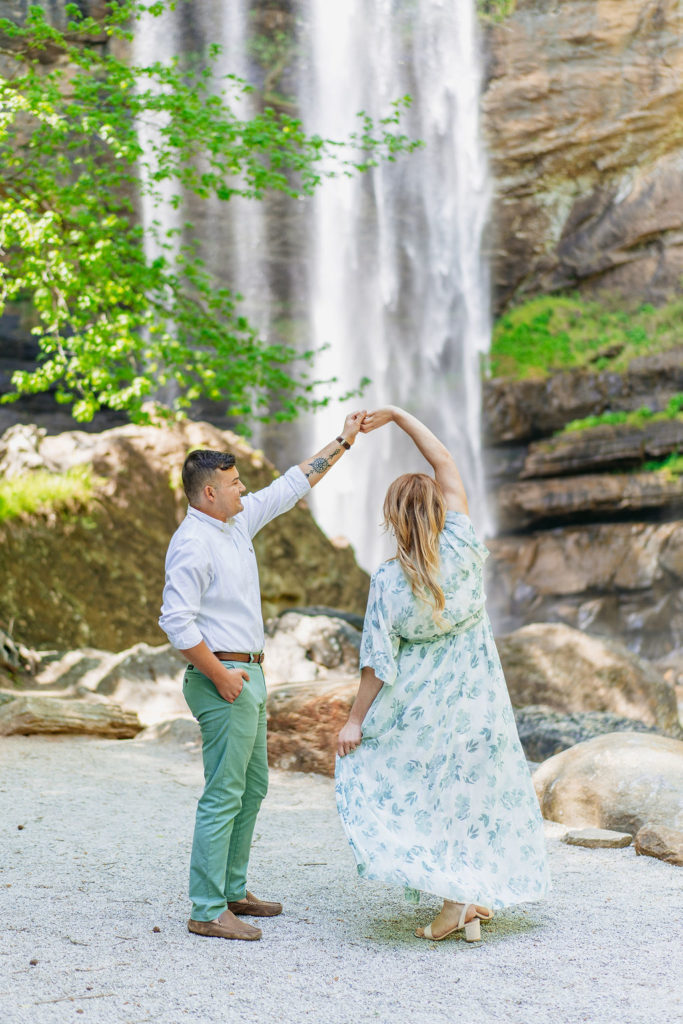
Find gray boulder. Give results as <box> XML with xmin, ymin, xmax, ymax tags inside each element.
<box><xmin>498</xmin><ymin>623</ymin><xmax>680</xmax><ymax>736</ymax></box>
<box><xmin>514</xmin><ymin>705</ymin><xmax>658</xmax><ymax>762</ymax></box>
<box><xmin>533</xmin><ymin>732</ymin><xmax>683</xmax><ymax>836</ymax></box>
<box><xmin>135</xmin><ymin>717</ymin><xmax>201</xmax><ymax>750</ymax></box>
<box><xmin>264</xmin><ymin>612</ymin><xmax>361</xmax><ymax>686</ymax></box>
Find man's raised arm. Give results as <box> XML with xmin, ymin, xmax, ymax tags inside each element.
<box><xmin>298</xmin><ymin>410</ymin><xmax>366</xmax><ymax>487</ymax></box>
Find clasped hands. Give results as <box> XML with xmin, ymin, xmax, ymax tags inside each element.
<box><xmin>341</xmin><ymin>406</ymin><xmax>396</xmax><ymax>444</ymax></box>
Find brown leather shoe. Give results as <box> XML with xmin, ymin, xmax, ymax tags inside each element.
<box><xmin>227</xmin><ymin>890</ymin><xmax>283</xmax><ymax>917</ymax></box>
<box><xmin>188</xmin><ymin>909</ymin><xmax>261</xmax><ymax>940</ymax></box>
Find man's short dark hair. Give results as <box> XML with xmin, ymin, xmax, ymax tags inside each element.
<box><xmin>182</xmin><ymin>449</ymin><xmax>236</xmax><ymax>503</ymax></box>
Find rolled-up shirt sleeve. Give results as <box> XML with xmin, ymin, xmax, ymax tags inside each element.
<box><xmin>359</xmin><ymin>569</ymin><xmax>401</xmax><ymax>687</ymax></box>
<box><xmin>242</xmin><ymin>465</ymin><xmax>310</xmax><ymax>538</ymax></box>
<box><xmin>159</xmin><ymin>539</ymin><xmax>211</xmax><ymax>650</ymax></box>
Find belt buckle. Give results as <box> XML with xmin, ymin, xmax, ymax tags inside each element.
<box><xmin>249</xmin><ymin>652</ymin><xmax>261</xmax><ymax>663</ymax></box>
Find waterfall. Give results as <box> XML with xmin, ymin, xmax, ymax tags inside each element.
<box><xmin>133</xmin><ymin>0</ymin><xmax>271</xmax><ymax>361</ymax></box>
<box><xmin>300</xmin><ymin>0</ymin><xmax>491</xmax><ymax>569</ymax></box>
<box><xmin>132</xmin><ymin>1</ymin><xmax>491</xmax><ymax>569</ymax></box>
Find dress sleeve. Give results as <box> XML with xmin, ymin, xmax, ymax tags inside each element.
<box><xmin>359</xmin><ymin>568</ymin><xmax>401</xmax><ymax>687</ymax></box>
<box><xmin>442</xmin><ymin>510</ymin><xmax>489</xmax><ymax>564</ymax></box>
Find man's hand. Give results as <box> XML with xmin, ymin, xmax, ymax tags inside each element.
<box><xmin>341</xmin><ymin>410</ymin><xmax>367</xmax><ymax>445</ymax></box>
<box><xmin>360</xmin><ymin>407</ymin><xmax>397</xmax><ymax>433</ymax></box>
<box><xmin>214</xmin><ymin>666</ymin><xmax>249</xmax><ymax>703</ymax></box>
<box><xmin>337</xmin><ymin>719</ymin><xmax>362</xmax><ymax>757</ymax></box>
<box><xmin>299</xmin><ymin>409</ymin><xmax>367</xmax><ymax>486</ymax></box>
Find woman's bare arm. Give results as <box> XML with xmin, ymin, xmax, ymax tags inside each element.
<box><xmin>337</xmin><ymin>666</ymin><xmax>384</xmax><ymax>757</ymax></box>
<box><xmin>361</xmin><ymin>406</ymin><xmax>468</xmax><ymax>513</ymax></box>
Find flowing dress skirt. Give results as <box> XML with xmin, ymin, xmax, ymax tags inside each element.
<box><xmin>335</xmin><ymin>513</ymin><xmax>550</xmax><ymax>908</ymax></box>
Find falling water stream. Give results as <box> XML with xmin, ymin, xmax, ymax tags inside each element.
<box><xmin>134</xmin><ymin>0</ymin><xmax>491</xmax><ymax>570</ymax></box>
<box><xmin>301</xmin><ymin>0</ymin><xmax>491</xmax><ymax>568</ymax></box>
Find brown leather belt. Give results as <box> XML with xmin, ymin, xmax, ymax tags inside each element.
<box><xmin>214</xmin><ymin>651</ymin><xmax>264</xmax><ymax>664</ymax></box>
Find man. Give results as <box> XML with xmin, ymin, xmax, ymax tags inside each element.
<box><xmin>159</xmin><ymin>412</ymin><xmax>365</xmax><ymax>941</ymax></box>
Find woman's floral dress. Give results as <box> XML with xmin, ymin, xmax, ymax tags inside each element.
<box><xmin>335</xmin><ymin>512</ymin><xmax>550</xmax><ymax>908</ymax></box>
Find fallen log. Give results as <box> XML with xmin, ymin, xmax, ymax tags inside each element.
<box><xmin>0</xmin><ymin>694</ymin><xmax>142</xmax><ymax>738</ymax></box>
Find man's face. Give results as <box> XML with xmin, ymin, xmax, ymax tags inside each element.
<box><xmin>205</xmin><ymin>465</ymin><xmax>246</xmax><ymax>521</ymax></box>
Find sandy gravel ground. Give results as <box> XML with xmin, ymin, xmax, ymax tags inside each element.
<box><xmin>1</xmin><ymin>735</ymin><xmax>681</xmax><ymax>1024</ymax></box>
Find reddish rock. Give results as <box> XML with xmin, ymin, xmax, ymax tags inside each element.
<box><xmin>266</xmin><ymin>679</ymin><xmax>357</xmax><ymax>776</ymax></box>
<box><xmin>634</xmin><ymin>824</ymin><xmax>683</xmax><ymax>866</ymax></box>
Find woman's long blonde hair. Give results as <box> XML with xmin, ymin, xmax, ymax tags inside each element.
<box><xmin>383</xmin><ymin>473</ymin><xmax>447</xmax><ymax>623</ymax></box>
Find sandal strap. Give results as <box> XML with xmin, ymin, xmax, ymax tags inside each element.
<box><xmin>458</xmin><ymin>903</ymin><xmax>474</xmax><ymax>929</ymax></box>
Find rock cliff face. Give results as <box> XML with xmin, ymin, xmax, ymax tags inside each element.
<box><xmin>484</xmin><ymin>348</ymin><xmax>683</xmax><ymax>658</ymax></box>
<box><xmin>482</xmin><ymin>0</ymin><xmax>683</xmax><ymax>311</ymax></box>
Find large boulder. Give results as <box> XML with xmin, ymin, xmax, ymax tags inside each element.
<box><xmin>497</xmin><ymin>623</ymin><xmax>680</xmax><ymax>735</ymax></box>
<box><xmin>532</xmin><ymin>732</ymin><xmax>683</xmax><ymax>837</ymax></box>
<box><xmin>266</xmin><ymin>679</ymin><xmax>357</xmax><ymax>776</ymax></box>
<box><xmin>0</xmin><ymin>420</ymin><xmax>369</xmax><ymax>651</ymax></box>
<box><xmin>264</xmin><ymin>611</ymin><xmax>362</xmax><ymax>686</ymax></box>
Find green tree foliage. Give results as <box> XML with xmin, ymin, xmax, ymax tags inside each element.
<box><xmin>0</xmin><ymin>2</ymin><xmax>416</xmax><ymax>424</ymax></box>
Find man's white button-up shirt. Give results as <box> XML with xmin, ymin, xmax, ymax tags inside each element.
<box><xmin>159</xmin><ymin>465</ymin><xmax>310</xmax><ymax>653</ymax></box>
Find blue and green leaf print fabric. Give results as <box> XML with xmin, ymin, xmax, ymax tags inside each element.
<box><xmin>335</xmin><ymin>512</ymin><xmax>550</xmax><ymax>908</ymax></box>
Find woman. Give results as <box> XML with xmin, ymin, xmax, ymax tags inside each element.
<box><xmin>336</xmin><ymin>407</ymin><xmax>550</xmax><ymax>942</ymax></box>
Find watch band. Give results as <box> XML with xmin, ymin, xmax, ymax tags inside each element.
<box><xmin>336</xmin><ymin>435</ymin><xmax>351</xmax><ymax>451</ymax></box>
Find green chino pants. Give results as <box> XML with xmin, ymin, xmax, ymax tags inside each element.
<box><xmin>183</xmin><ymin>661</ymin><xmax>268</xmax><ymax>922</ymax></box>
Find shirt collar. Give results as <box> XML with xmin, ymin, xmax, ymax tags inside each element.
<box><xmin>187</xmin><ymin>505</ymin><xmax>235</xmax><ymax>533</ymax></box>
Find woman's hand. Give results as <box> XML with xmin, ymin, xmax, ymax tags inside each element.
<box><xmin>340</xmin><ymin>410</ymin><xmax>366</xmax><ymax>445</ymax></box>
<box><xmin>360</xmin><ymin>407</ymin><xmax>397</xmax><ymax>433</ymax></box>
<box><xmin>337</xmin><ymin>719</ymin><xmax>363</xmax><ymax>757</ymax></box>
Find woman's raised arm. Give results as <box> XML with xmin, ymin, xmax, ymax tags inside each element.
<box><xmin>361</xmin><ymin>406</ymin><xmax>468</xmax><ymax>514</ymax></box>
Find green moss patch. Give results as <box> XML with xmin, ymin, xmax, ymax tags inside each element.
<box><xmin>477</xmin><ymin>0</ymin><xmax>516</xmax><ymax>22</ymax></box>
<box><xmin>489</xmin><ymin>295</ymin><xmax>683</xmax><ymax>380</ymax></box>
<box><xmin>562</xmin><ymin>394</ymin><xmax>683</xmax><ymax>434</ymax></box>
<box><xmin>642</xmin><ymin>452</ymin><xmax>683</xmax><ymax>479</ymax></box>
<box><xmin>0</xmin><ymin>466</ymin><xmax>95</xmax><ymax>524</ymax></box>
